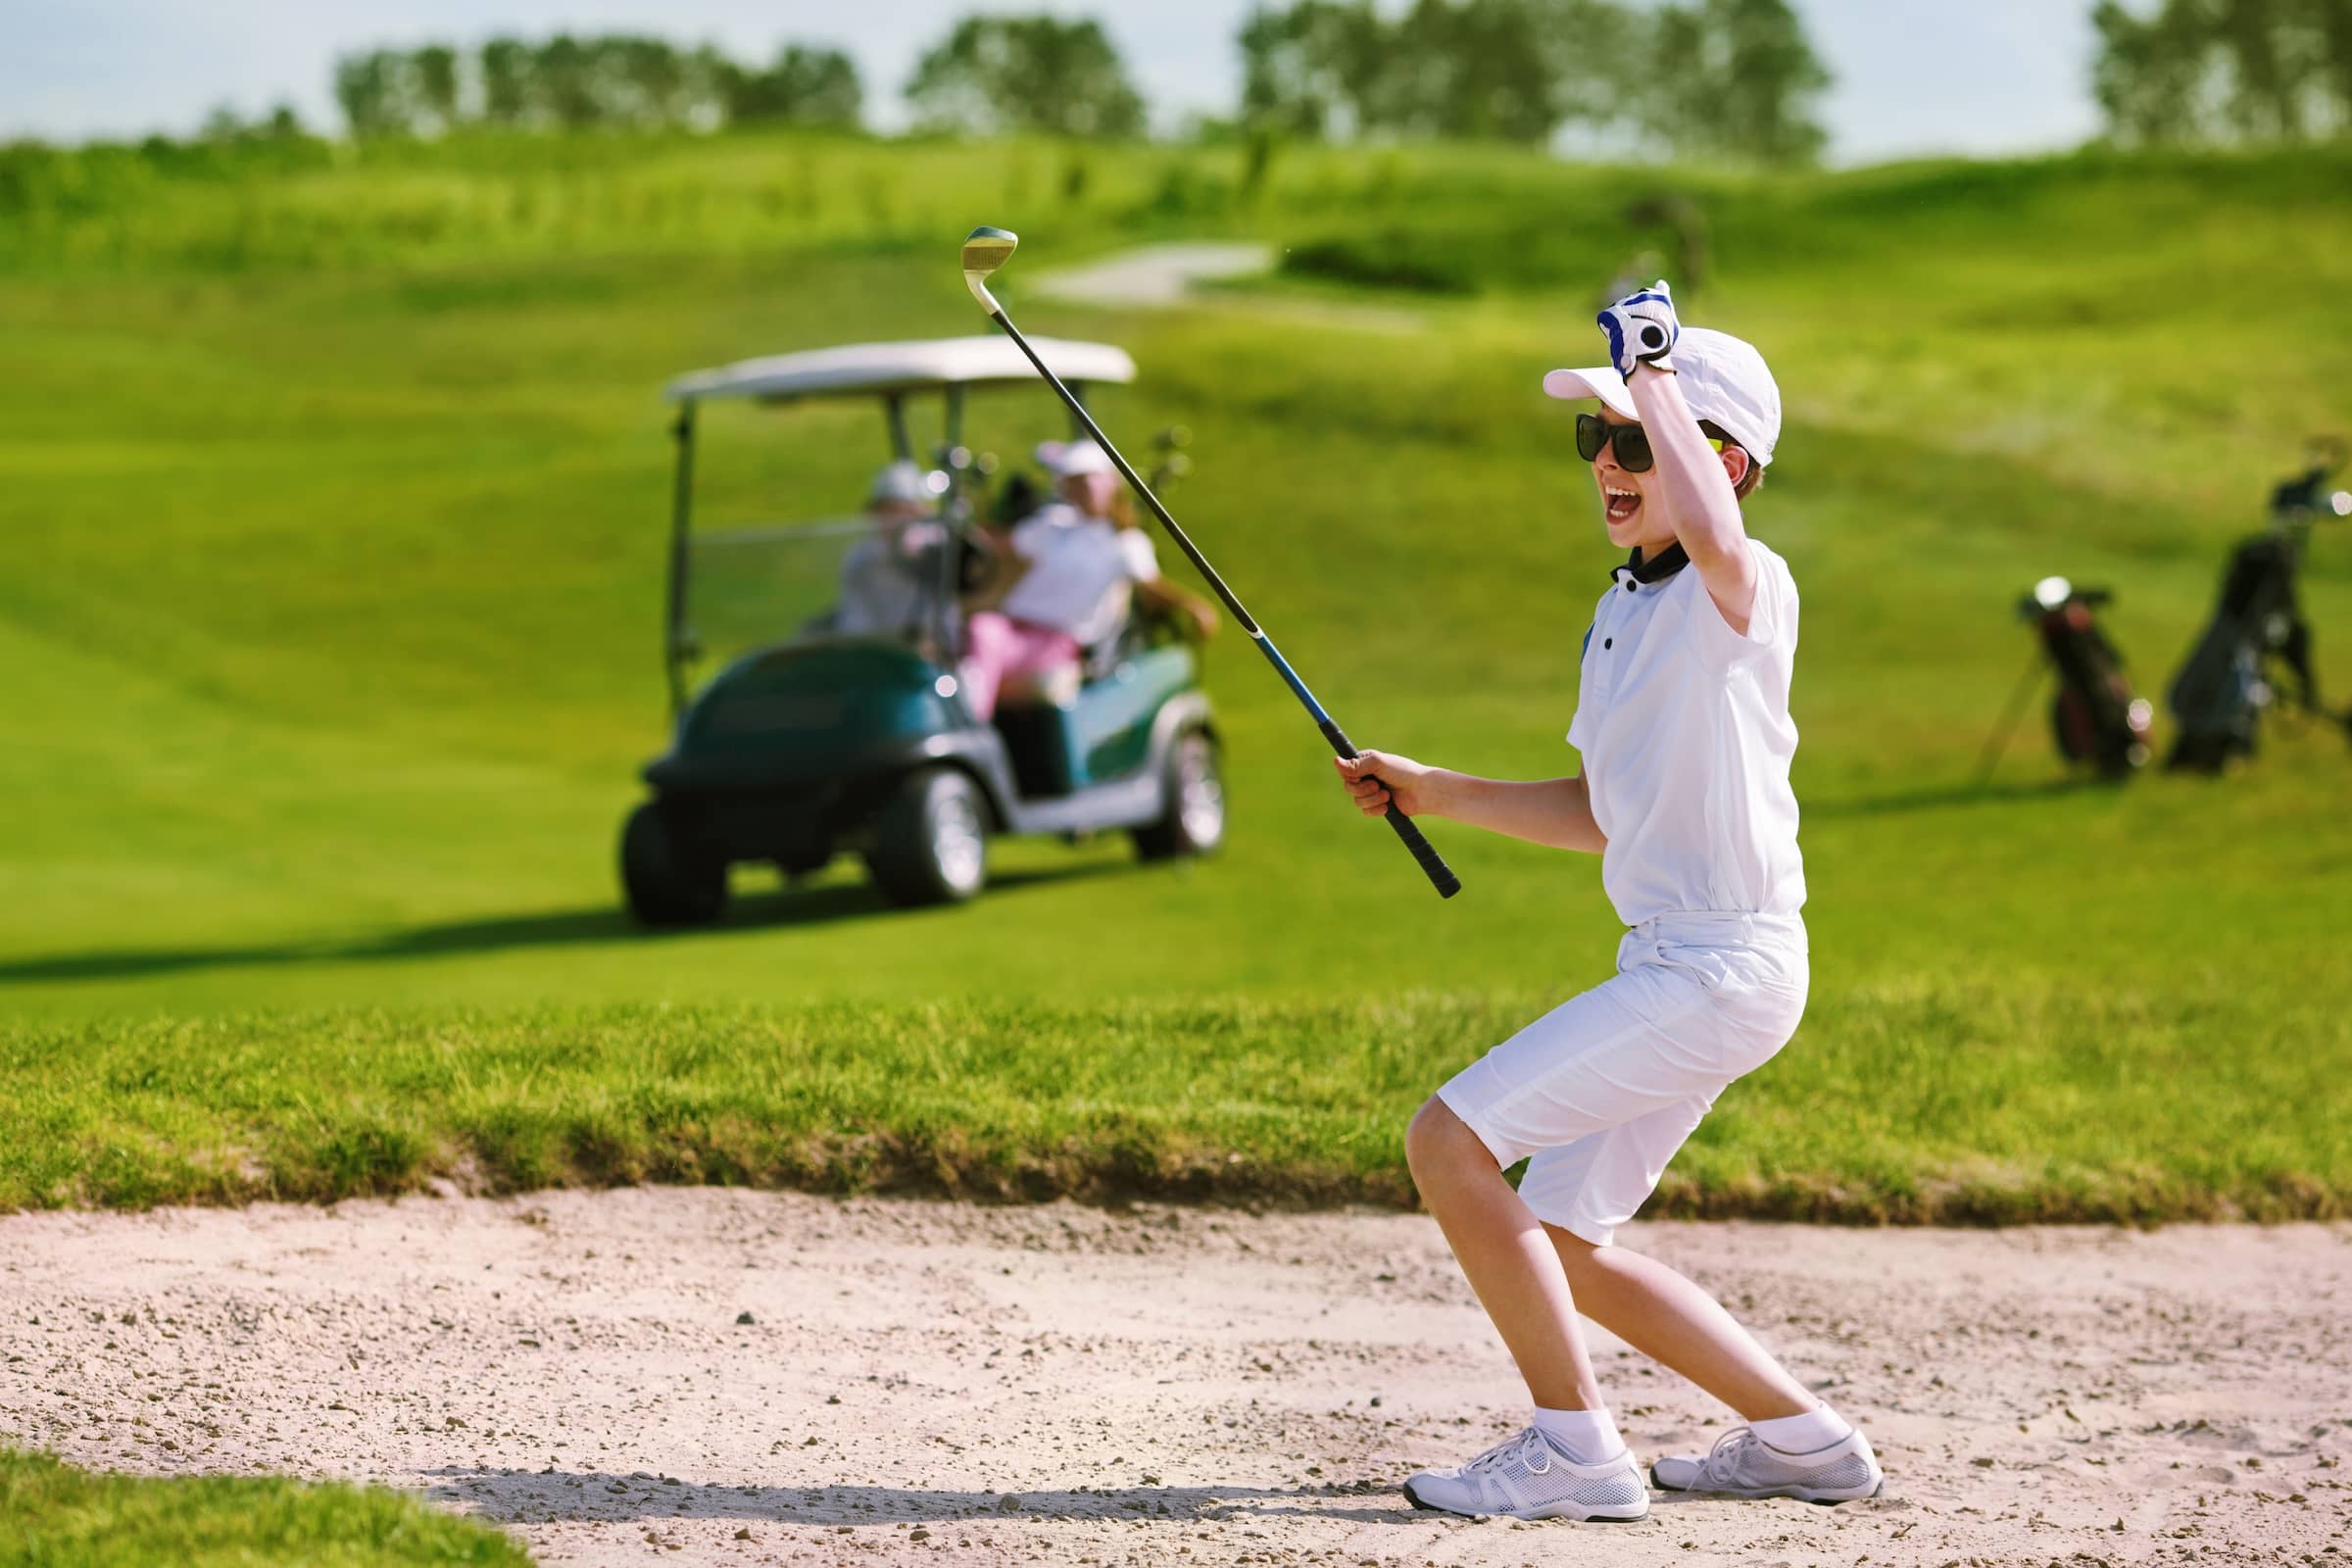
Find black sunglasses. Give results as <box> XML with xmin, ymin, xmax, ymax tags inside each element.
<box><xmin>1575</xmin><ymin>413</ymin><xmax>1725</xmax><ymax>473</ymax></box>
<box><xmin>1576</xmin><ymin>413</ymin><xmax>1653</xmax><ymax>471</ymax></box>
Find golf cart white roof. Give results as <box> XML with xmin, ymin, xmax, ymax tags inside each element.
<box><xmin>666</xmin><ymin>335</ymin><xmax>1137</xmax><ymax>405</ymax></box>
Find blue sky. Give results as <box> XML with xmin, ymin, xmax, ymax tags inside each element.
<box><xmin>4</xmin><ymin>1</ymin><xmax>2104</xmax><ymax>165</ymax></box>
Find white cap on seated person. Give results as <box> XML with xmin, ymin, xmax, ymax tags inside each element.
<box><xmin>869</xmin><ymin>459</ymin><xmax>947</xmax><ymax>510</ymax></box>
<box><xmin>1035</xmin><ymin>438</ymin><xmax>1115</xmax><ymax>478</ymax></box>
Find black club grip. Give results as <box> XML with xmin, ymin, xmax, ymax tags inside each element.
<box><xmin>1382</xmin><ymin>806</ymin><xmax>1462</xmax><ymax>899</ymax></box>
<box><xmin>1322</xmin><ymin>718</ymin><xmax>1462</xmax><ymax>900</ymax></box>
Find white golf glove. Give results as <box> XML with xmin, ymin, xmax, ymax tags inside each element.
<box><xmin>1597</xmin><ymin>280</ymin><xmax>1680</xmax><ymax>377</ymax></box>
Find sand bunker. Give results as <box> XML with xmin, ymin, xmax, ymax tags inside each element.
<box><xmin>3</xmin><ymin>1190</ymin><xmax>2346</xmax><ymax>1565</ymax></box>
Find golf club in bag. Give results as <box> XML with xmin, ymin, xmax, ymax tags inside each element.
<box><xmin>959</xmin><ymin>226</ymin><xmax>1460</xmax><ymax>899</ymax></box>
<box><xmin>1976</xmin><ymin>576</ymin><xmax>2153</xmax><ymax>782</ymax></box>
<box><xmin>2164</xmin><ymin>437</ymin><xmax>2352</xmax><ymax>773</ymax></box>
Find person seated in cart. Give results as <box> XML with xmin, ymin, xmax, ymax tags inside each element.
<box><xmin>957</xmin><ymin>438</ymin><xmax>1217</xmax><ymax>719</ymax></box>
<box><xmin>833</xmin><ymin>460</ymin><xmax>952</xmax><ymax>646</ymax></box>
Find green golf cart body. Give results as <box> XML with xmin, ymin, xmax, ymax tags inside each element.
<box><xmin>619</xmin><ymin>336</ymin><xmax>1224</xmax><ymax>923</ymax></box>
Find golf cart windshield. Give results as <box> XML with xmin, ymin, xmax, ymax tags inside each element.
<box><xmin>682</xmin><ymin>514</ymin><xmax>958</xmax><ymax>672</ymax></box>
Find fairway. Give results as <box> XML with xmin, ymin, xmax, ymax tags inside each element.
<box><xmin>2</xmin><ymin>136</ymin><xmax>2349</xmax><ymax>1218</ymax></box>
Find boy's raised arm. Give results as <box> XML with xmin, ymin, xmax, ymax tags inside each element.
<box><xmin>1602</xmin><ymin>286</ymin><xmax>1761</xmax><ymax>636</ymax></box>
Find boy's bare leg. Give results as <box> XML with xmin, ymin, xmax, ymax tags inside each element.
<box><xmin>1405</xmin><ymin>1100</ymin><xmax>1602</xmax><ymax>1411</ymax></box>
<box><xmin>1546</xmin><ymin>1227</ymin><xmax>1816</xmax><ymax>1419</ymax></box>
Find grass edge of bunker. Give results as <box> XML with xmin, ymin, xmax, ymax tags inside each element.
<box><xmin>619</xmin><ymin>333</ymin><xmax>1223</xmax><ymax>923</ymax></box>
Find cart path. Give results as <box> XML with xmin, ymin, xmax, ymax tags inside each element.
<box><xmin>4</xmin><ymin>1190</ymin><xmax>2348</xmax><ymax>1567</ymax></box>
<box><xmin>1032</xmin><ymin>241</ymin><xmax>1421</xmax><ymax>330</ymax></box>
<box><xmin>1032</xmin><ymin>242</ymin><xmax>1273</xmax><ymax>307</ymax></box>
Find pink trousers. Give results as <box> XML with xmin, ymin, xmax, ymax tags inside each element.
<box><xmin>957</xmin><ymin>612</ymin><xmax>1080</xmax><ymax>720</ymax></box>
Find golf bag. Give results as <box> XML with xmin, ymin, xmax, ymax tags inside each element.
<box><xmin>1978</xmin><ymin>577</ymin><xmax>2152</xmax><ymax>782</ymax></box>
<box><xmin>2164</xmin><ymin>445</ymin><xmax>2350</xmax><ymax>773</ymax></box>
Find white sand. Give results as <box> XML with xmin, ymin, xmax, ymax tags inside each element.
<box><xmin>4</xmin><ymin>1189</ymin><xmax>2347</xmax><ymax>1566</ymax></box>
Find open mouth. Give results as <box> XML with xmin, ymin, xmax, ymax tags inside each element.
<box><xmin>1603</xmin><ymin>485</ymin><xmax>1642</xmax><ymax>523</ymax></box>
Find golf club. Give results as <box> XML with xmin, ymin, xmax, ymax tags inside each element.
<box><xmin>960</xmin><ymin>225</ymin><xmax>1460</xmax><ymax>899</ymax></box>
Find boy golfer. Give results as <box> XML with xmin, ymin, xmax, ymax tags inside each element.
<box><xmin>1335</xmin><ymin>284</ymin><xmax>1882</xmax><ymax>1521</ymax></box>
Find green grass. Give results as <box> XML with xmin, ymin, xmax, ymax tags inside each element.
<box><xmin>2</xmin><ymin>994</ymin><xmax>2341</xmax><ymax>1223</ymax></box>
<box><xmin>0</xmin><ymin>1447</ymin><xmax>529</xmax><ymax>1567</ymax></box>
<box><xmin>2</xmin><ymin>131</ymin><xmax>2349</xmax><ymax>1220</ymax></box>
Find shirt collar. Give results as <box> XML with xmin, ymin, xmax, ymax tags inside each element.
<box><xmin>1613</xmin><ymin>542</ymin><xmax>1690</xmax><ymax>587</ymax></box>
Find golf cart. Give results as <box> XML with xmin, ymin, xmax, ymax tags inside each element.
<box><xmin>618</xmin><ymin>336</ymin><xmax>1224</xmax><ymax>924</ymax></box>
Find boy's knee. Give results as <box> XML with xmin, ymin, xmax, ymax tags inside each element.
<box><xmin>1405</xmin><ymin>1096</ymin><xmax>1493</xmax><ymax>1187</ymax></box>
<box><xmin>1549</xmin><ymin>1226</ymin><xmax>1605</xmax><ymax>1289</ymax></box>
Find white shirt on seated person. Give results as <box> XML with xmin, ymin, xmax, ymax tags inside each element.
<box><xmin>999</xmin><ymin>498</ymin><xmax>1160</xmax><ymax>649</ymax></box>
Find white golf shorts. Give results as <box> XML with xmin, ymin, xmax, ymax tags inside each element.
<box><xmin>1437</xmin><ymin>911</ymin><xmax>1807</xmax><ymax>1247</ymax></box>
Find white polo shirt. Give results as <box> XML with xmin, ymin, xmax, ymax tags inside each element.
<box><xmin>1565</xmin><ymin>536</ymin><xmax>1805</xmax><ymax>927</ymax></box>
<box><xmin>1000</xmin><ymin>504</ymin><xmax>1160</xmax><ymax>646</ymax></box>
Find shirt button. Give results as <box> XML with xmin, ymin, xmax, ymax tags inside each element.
<box><xmin>1625</xmin><ymin>581</ymin><xmax>1636</xmax><ymax>592</ymax></box>
<box><xmin>1603</xmin><ymin>638</ymin><xmax>1613</xmax><ymax>649</ymax></box>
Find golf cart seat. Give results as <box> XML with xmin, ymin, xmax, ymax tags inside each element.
<box><xmin>992</xmin><ymin>642</ymin><xmax>1197</xmax><ymax>798</ymax></box>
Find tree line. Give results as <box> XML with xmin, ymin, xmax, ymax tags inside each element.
<box><xmin>331</xmin><ymin>36</ymin><xmax>860</xmax><ymax>137</ymax></box>
<box><xmin>2092</xmin><ymin>0</ymin><xmax>2352</xmax><ymax>142</ymax></box>
<box><xmin>1239</xmin><ymin>0</ymin><xmax>1829</xmax><ymax>163</ymax></box>
<box><xmin>319</xmin><ymin>4</ymin><xmax>1829</xmax><ymax>164</ymax></box>
<box><xmin>290</xmin><ymin>2</ymin><xmax>2352</xmax><ymax>163</ymax></box>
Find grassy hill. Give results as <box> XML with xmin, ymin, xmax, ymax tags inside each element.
<box><xmin>1</xmin><ymin>132</ymin><xmax>2348</xmax><ymax>1220</ymax></box>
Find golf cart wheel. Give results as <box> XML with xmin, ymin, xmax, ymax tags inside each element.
<box><xmin>620</xmin><ymin>802</ymin><xmax>727</xmax><ymax>926</ymax></box>
<box><xmin>1133</xmin><ymin>729</ymin><xmax>1225</xmax><ymax>861</ymax></box>
<box><xmin>865</xmin><ymin>766</ymin><xmax>989</xmax><ymax>906</ymax></box>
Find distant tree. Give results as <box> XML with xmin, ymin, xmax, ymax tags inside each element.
<box><xmin>333</xmin><ymin>49</ymin><xmax>417</xmax><ymax>138</ymax></box>
<box><xmin>723</xmin><ymin>44</ymin><xmax>864</xmax><ymax>127</ymax></box>
<box><xmin>1238</xmin><ymin>1</ymin><xmax>1390</xmax><ymax>138</ymax></box>
<box><xmin>1236</xmin><ymin>0</ymin><xmax>1824</xmax><ymax>157</ymax></box>
<box><xmin>1389</xmin><ymin>0</ymin><xmax>1564</xmax><ymax>142</ymax></box>
<box><xmin>533</xmin><ymin>34</ymin><xmax>601</xmax><ymax>129</ymax></box>
<box><xmin>595</xmin><ymin>35</ymin><xmax>699</xmax><ymax>127</ymax></box>
<box><xmin>413</xmin><ymin>44</ymin><xmax>461</xmax><ymax>131</ymax></box>
<box><xmin>199</xmin><ymin>103</ymin><xmax>247</xmax><ymax>143</ymax></box>
<box><xmin>262</xmin><ymin>103</ymin><xmax>307</xmax><ymax>140</ymax></box>
<box><xmin>479</xmin><ymin>36</ymin><xmax>535</xmax><ymax>125</ymax></box>
<box><xmin>906</xmin><ymin>15</ymin><xmax>1148</xmax><ymax>138</ymax></box>
<box><xmin>1641</xmin><ymin>0</ymin><xmax>1830</xmax><ymax>164</ymax></box>
<box><xmin>2091</xmin><ymin>0</ymin><xmax>2352</xmax><ymax>143</ymax></box>
<box><xmin>1535</xmin><ymin>0</ymin><xmax>1652</xmax><ymax>132</ymax></box>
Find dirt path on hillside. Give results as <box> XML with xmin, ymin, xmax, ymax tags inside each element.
<box><xmin>4</xmin><ymin>1191</ymin><xmax>2347</xmax><ymax>1567</ymax></box>
<box><xmin>1033</xmin><ymin>242</ymin><xmax>1274</xmax><ymax>307</ymax></box>
<box><xmin>1031</xmin><ymin>241</ymin><xmax>1420</xmax><ymax>331</ymax></box>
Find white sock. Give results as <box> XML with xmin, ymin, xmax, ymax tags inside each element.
<box><xmin>1750</xmin><ymin>1403</ymin><xmax>1851</xmax><ymax>1455</ymax></box>
<box><xmin>1532</xmin><ymin>1405</ymin><xmax>1622</xmax><ymax>1464</ymax></box>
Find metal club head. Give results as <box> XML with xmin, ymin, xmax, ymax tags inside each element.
<box><xmin>961</xmin><ymin>225</ymin><xmax>1018</xmax><ymax>314</ymax></box>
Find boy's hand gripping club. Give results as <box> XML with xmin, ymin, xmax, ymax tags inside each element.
<box><xmin>959</xmin><ymin>226</ymin><xmax>1460</xmax><ymax>899</ymax></box>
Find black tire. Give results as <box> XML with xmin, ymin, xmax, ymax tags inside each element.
<box><xmin>864</xmin><ymin>767</ymin><xmax>989</xmax><ymax>906</ymax></box>
<box><xmin>1133</xmin><ymin>728</ymin><xmax>1225</xmax><ymax>861</ymax></box>
<box><xmin>619</xmin><ymin>802</ymin><xmax>726</xmax><ymax>926</ymax></box>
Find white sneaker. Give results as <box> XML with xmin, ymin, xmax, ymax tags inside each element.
<box><xmin>1649</xmin><ymin>1424</ymin><xmax>1883</xmax><ymax>1503</ymax></box>
<box><xmin>1402</xmin><ymin>1426</ymin><xmax>1649</xmax><ymax>1522</ymax></box>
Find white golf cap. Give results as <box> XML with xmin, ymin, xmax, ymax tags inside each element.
<box><xmin>1036</xmin><ymin>438</ymin><xmax>1115</xmax><ymax>478</ymax></box>
<box><xmin>870</xmin><ymin>459</ymin><xmax>947</xmax><ymax>506</ymax></box>
<box><xmin>1543</xmin><ymin>326</ymin><xmax>1782</xmax><ymax>467</ymax></box>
